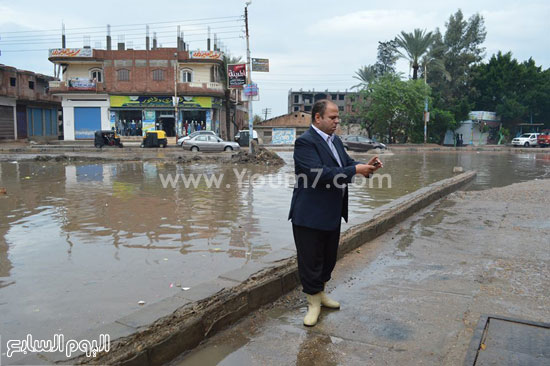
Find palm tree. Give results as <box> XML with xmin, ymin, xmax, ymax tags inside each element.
<box><xmin>352</xmin><ymin>65</ymin><xmax>378</xmax><ymax>90</ymax></box>
<box><xmin>395</xmin><ymin>29</ymin><xmax>434</xmax><ymax>80</ymax></box>
<box><xmin>219</xmin><ymin>54</ymin><xmax>243</xmax><ymax>140</ymax></box>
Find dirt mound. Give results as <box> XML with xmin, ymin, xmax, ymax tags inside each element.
<box><xmin>231</xmin><ymin>147</ymin><xmax>285</xmax><ymax>166</ymax></box>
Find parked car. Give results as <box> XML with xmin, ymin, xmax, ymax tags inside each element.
<box><xmin>341</xmin><ymin>135</ymin><xmax>386</xmax><ymax>152</ymax></box>
<box><xmin>177</xmin><ymin>130</ymin><xmax>218</xmax><ymax>146</ymax></box>
<box><xmin>537</xmin><ymin>130</ymin><xmax>550</xmax><ymax>147</ymax></box>
<box><xmin>182</xmin><ymin>134</ymin><xmax>240</xmax><ymax>152</ymax></box>
<box><xmin>234</xmin><ymin>129</ymin><xmax>259</xmax><ymax>147</ymax></box>
<box><xmin>512</xmin><ymin>133</ymin><xmax>539</xmax><ymax>147</ymax></box>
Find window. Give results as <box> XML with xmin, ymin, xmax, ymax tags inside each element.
<box><xmin>339</xmin><ymin>94</ymin><xmax>344</xmax><ymax>100</ymax></box>
<box><xmin>294</xmin><ymin>95</ymin><xmax>299</xmax><ymax>103</ymax></box>
<box><xmin>29</xmin><ymin>81</ymin><xmax>35</xmax><ymax>89</ymax></box>
<box><xmin>304</xmin><ymin>105</ymin><xmax>312</xmax><ymax>112</ymax></box>
<box><xmin>293</xmin><ymin>106</ymin><xmax>299</xmax><ymax>111</ymax></box>
<box><xmin>10</xmin><ymin>77</ymin><xmax>16</xmax><ymax>87</ymax></box>
<box><xmin>152</xmin><ymin>69</ymin><xmax>164</xmax><ymax>81</ymax></box>
<box><xmin>338</xmin><ymin>106</ymin><xmax>344</xmax><ymax>111</ymax></box>
<box><xmin>331</xmin><ymin>94</ymin><xmax>337</xmax><ymax>100</ymax></box>
<box><xmin>117</xmin><ymin>69</ymin><xmax>130</xmax><ymax>81</ymax></box>
<box><xmin>181</xmin><ymin>68</ymin><xmax>193</xmax><ymax>82</ymax></box>
<box><xmin>90</xmin><ymin>69</ymin><xmax>103</xmax><ymax>82</ymax></box>
<box><xmin>196</xmin><ymin>135</ymin><xmax>207</xmax><ymax>141</ymax></box>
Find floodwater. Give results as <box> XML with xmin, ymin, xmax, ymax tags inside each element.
<box><xmin>1</xmin><ymin>151</ymin><xmax>549</xmax><ymax>364</ymax></box>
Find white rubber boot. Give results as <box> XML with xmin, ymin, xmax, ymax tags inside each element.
<box><xmin>320</xmin><ymin>291</ymin><xmax>340</xmax><ymax>309</ymax></box>
<box><xmin>304</xmin><ymin>293</ymin><xmax>322</xmax><ymax>327</ymax></box>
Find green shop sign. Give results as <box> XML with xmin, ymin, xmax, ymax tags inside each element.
<box><xmin>110</xmin><ymin>96</ymin><xmax>213</xmax><ymax>108</ymax></box>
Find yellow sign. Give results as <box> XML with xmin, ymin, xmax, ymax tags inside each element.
<box><xmin>110</xmin><ymin>96</ymin><xmax>212</xmax><ymax>108</ymax></box>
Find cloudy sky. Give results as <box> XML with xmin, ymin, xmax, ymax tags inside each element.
<box><xmin>1</xmin><ymin>0</ymin><xmax>548</xmax><ymax>117</ymax></box>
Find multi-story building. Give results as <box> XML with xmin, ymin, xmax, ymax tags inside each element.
<box><xmin>48</xmin><ymin>43</ymin><xmax>243</xmax><ymax>141</ymax></box>
<box><xmin>0</xmin><ymin>64</ymin><xmax>61</xmax><ymax>140</ymax></box>
<box><xmin>288</xmin><ymin>89</ymin><xmax>357</xmax><ymax>114</ymax></box>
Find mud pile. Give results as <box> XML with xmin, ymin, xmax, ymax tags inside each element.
<box><xmin>230</xmin><ymin>147</ymin><xmax>285</xmax><ymax>166</ymax></box>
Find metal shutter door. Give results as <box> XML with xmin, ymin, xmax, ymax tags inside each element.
<box><xmin>74</xmin><ymin>107</ymin><xmax>101</xmax><ymax>139</ymax></box>
<box><xmin>0</xmin><ymin>106</ymin><xmax>15</xmax><ymax>139</ymax></box>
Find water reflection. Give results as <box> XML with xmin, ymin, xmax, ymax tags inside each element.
<box><xmin>0</xmin><ymin>151</ymin><xmax>549</xmax><ymax>363</ymax></box>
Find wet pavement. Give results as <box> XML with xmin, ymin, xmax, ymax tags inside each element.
<box><xmin>171</xmin><ymin>178</ymin><xmax>550</xmax><ymax>366</ymax></box>
<box><xmin>1</xmin><ymin>151</ymin><xmax>550</xmax><ymax>364</ymax></box>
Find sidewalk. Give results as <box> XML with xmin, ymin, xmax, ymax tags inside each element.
<box><xmin>175</xmin><ymin>179</ymin><xmax>550</xmax><ymax>366</ymax></box>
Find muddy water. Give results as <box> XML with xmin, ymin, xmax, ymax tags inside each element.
<box><xmin>1</xmin><ymin>151</ymin><xmax>549</xmax><ymax>363</ymax></box>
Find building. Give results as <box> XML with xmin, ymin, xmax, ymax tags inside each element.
<box><xmin>48</xmin><ymin>43</ymin><xmax>244</xmax><ymax>141</ymax></box>
<box><xmin>443</xmin><ymin>111</ymin><xmax>502</xmax><ymax>146</ymax></box>
<box><xmin>0</xmin><ymin>64</ymin><xmax>61</xmax><ymax>141</ymax></box>
<box><xmin>256</xmin><ymin>111</ymin><xmax>343</xmax><ymax>145</ymax></box>
<box><xmin>288</xmin><ymin>89</ymin><xmax>357</xmax><ymax>114</ymax></box>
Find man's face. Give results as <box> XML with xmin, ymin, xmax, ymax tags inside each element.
<box><xmin>314</xmin><ymin>103</ymin><xmax>339</xmax><ymax>135</ymax></box>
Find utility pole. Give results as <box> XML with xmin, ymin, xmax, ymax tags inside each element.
<box><xmin>262</xmin><ymin>108</ymin><xmax>271</xmax><ymax>120</ymax></box>
<box><xmin>174</xmin><ymin>52</ymin><xmax>179</xmax><ymax>137</ymax></box>
<box><xmin>245</xmin><ymin>1</ymin><xmax>254</xmax><ymax>154</ymax></box>
<box><xmin>423</xmin><ymin>64</ymin><xmax>428</xmax><ymax>144</ymax></box>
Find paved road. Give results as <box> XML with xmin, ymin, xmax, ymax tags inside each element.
<box><xmin>173</xmin><ymin>179</ymin><xmax>550</xmax><ymax>366</ymax></box>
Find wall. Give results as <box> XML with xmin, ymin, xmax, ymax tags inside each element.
<box><xmin>64</xmin><ymin>63</ymin><xmax>103</xmax><ymax>80</ymax></box>
<box><xmin>61</xmin><ymin>95</ymin><xmax>110</xmax><ymax>140</ymax></box>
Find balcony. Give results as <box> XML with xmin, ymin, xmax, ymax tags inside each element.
<box><xmin>49</xmin><ymin>79</ymin><xmax>105</xmax><ymax>94</ymax></box>
<box><xmin>176</xmin><ymin>82</ymin><xmax>225</xmax><ymax>97</ymax></box>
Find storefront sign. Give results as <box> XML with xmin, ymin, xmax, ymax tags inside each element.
<box><xmin>68</xmin><ymin>78</ymin><xmax>96</xmax><ymax>90</ymax></box>
<box><xmin>142</xmin><ymin>110</ymin><xmax>156</xmax><ymax>135</ymax></box>
<box><xmin>189</xmin><ymin>50</ymin><xmax>222</xmax><ymax>60</ymax></box>
<box><xmin>110</xmin><ymin>96</ymin><xmax>213</xmax><ymax>108</ymax></box>
<box><xmin>243</xmin><ymin>83</ymin><xmax>259</xmax><ymax>96</ymax></box>
<box><xmin>110</xmin><ymin>111</ymin><xmax>116</xmax><ymax>131</ymax></box>
<box><xmin>49</xmin><ymin>48</ymin><xmax>93</xmax><ymax>58</ymax></box>
<box><xmin>206</xmin><ymin>110</ymin><xmax>212</xmax><ymax>131</ymax></box>
<box><xmin>228</xmin><ymin>64</ymin><xmax>246</xmax><ymax>89</ymax></box>
<box><xmin>251</xmin><ymin>58</ymin><xmax>269</xmax><ymax>72</ymax></box>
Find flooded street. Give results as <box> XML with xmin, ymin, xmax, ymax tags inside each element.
<box><xmin>1</xmin><ymin>151</ymin><xmax>550</xmax><ymax>359</ymax></box>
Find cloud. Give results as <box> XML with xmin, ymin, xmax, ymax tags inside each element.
<box><xmin>307</xmin><ymin>9</ymin><xmax>438</xmax><ymax>38</ymax></box>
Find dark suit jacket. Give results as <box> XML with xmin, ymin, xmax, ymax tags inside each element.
<box><xmin>288</xmin><ymin>126</ymin><xmax>361</xmax><ymax>231</ymax></box>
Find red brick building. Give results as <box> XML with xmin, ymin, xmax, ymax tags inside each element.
<box><xmin>48</xmin><ymin>46</ymin><xmax>244</xmax><ymax>140</ymax></box>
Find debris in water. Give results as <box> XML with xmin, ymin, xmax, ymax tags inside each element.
<box><xmin>0</xmin><ymin>188</ymin><xmax>6</xmax><ymax>195</ymax></box>
<box><xmin>169</xmin><ymin>283</ymin><xmax>174</xmax><ymax>288</ymax></box>
<box><xmin>138</xmin><ymin>300</ymin><xmax>146</xmax><ymax>305</ymax></box>
<box><xmin>182</xmin><ymin>287</ymin><xmax>190</xmax><ymax>291</ymax></box>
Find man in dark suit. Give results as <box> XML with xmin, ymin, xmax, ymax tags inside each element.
<box><xmin>289</xmin><ymin>99</ymin><xmax>383</xmax><ymax>326</ymax></box>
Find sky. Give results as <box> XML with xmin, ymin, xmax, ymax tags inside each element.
<box><xmin>1</xmin><ymin>0</ymin><xmax>549</xmax><ymax>118</ymax></box>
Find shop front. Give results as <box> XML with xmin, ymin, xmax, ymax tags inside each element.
<box><xmin>109</xmin><ymin>96</ymin><xmax>222</xmax><ymax>137</ymax></box>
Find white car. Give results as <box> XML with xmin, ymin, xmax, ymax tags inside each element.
<box><xmin>176</xmin><ymin>131</ymin><xmax>218</xmax><ymax>146</ymax></box>
<box><xmin>512</xmin><ymin>133</ymin><xmax>539</xmax><ymax>147</ymax></box>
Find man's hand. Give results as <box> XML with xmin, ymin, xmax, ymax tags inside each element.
<box><xmin>355</xmin><ymin>156</ymin><xmax>383</xmax><ymax>177</ymax></box>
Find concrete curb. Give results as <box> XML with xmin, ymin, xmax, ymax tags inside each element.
<box><xmin>14</xmin><ymin>171</ymin><xmax>476</xmax><ymax>366</ymax></box>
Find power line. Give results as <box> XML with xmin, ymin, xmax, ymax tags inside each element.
<box><xmin>0</xmin><ymin>36</ymin><xmax>244</xmax><ymax>53</ymax></box>
<box><xmin>0</xmin><ymin>15</ymin><xmax>243</xmax><ymax>35</ymax></box>
<box><xmin>0</xmin><ymin>23</ymin><xmax>244</xmax><ymax>41</ymax></box>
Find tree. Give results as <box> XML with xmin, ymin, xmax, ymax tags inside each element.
<box><xmin>471</xmin><ymin>51</ymin><xmax>550</xmax><ymax>128</ymax></box>
<box><xmin>363</xmin><ymin>74</ymin><xmax>430</xmax><ymax>143</ymax></box>
<box><xmin>395</xmin><ymin>29</ymin><xmax>435</xmax><ymax>80</ymax></box>
<box><xmin>219</xmin><ymin>54</ymin><xmax>243</xmax><ymax>139</ymax></box>
<box><xmin>352</xmin><ymin>65</ymin><xmax>378</xmax><ymax>90</ymax></box>
<box><xmin>429</xmin><ymin>10</ymin><xmax>487</xmax><ymax>123</ymax></box>
<box><xmin>375</xmin><ymin>40</ymin><xmax>399</xmax><ymax>76</ymax></box>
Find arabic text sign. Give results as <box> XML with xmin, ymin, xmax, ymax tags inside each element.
<box><xmin>252</xmin><ymin>58</ymin><xmax>269</xmax><ymax>72</ymax></box>
<box><xmin>49</xmin><ymin>48</ymin><xmax>93</xmax><ymax>58</ymax></box>
<box><xmin>228</xmin><ymin>64</ymin><xmax>246</xmax><ymax>89</ymax></box>
<box><xmin>189</xmin><ymin>50</ymin><xmax>222</xmax><ymax>60</ymax></box>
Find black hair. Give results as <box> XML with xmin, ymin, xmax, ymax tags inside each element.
<box><xmin>311</xmin><ymin>99</ymin><xmax>333</xmax><ymax>123</ymax></box>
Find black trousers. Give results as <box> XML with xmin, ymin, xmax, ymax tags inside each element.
<box><xmin>292</xmin><ymin>224</ymin><xmax>341</xmax><ymax>295</ymax></box>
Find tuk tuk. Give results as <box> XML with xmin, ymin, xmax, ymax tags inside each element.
<box><xmin>94</xmin><ymin>130</ymin><xmax>123</xmax><ymax>148</ymax></box>
<box><xmin>141</xmin><ymin>130</ymin><xmax>168</xmax><ymax>148</ymax></box>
